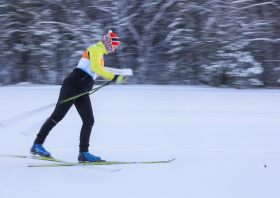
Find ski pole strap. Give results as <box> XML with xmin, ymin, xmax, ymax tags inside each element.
<box><xmin>58</xmin><ymin>81</ymin><xmax>111</xmax><ymax>104</ymax></box>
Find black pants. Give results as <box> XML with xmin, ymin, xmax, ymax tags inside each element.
<box><xmin>34</xmin><ymin>82</ymin><xmax>94</xmax><ymax>152</ymax></box>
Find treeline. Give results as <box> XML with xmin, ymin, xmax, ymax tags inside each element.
<box><xmin>0</xmin><ymin>0</ymin><xmax>280</xmax><ymax>88</ymax></box>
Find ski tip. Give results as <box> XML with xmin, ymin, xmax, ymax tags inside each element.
<box><xmin>169</xmin><ymin>158</ymin><xmax>176</xmax><ymax>162</ymax></box>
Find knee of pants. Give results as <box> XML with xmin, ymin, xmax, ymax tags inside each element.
<box><xmin>82</xmin><ymin>117</ymin><xmax>94</xmax><ymax>128</ymax></box>
<box><xmin>49</xmin><ymin>115</ymin><xmax>63</xmax><ymax>123</ymax></box>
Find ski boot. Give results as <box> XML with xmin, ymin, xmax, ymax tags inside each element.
<box><xmin>30</xmin><ymin>143</ymin><xmax>51</xmax><ymax>157</ymax></box>
<box><xmin>78</xmin><ymin>152</ymin><xmax>101</xmax><ymax>162</ymax></box>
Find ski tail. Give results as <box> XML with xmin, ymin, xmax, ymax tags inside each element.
<box><xmin>0</xmin><ymin>154</ymin><xmax>64</xmax><ymax>162</ymax></box>
<box><xmin>1</xmin><ymin>154</ymin><xmax>123</xmax><ymax>172</ymax></box>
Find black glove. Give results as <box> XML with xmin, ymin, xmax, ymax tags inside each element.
<box><xmin>111</xmin><ymin>75</ymin><xmax>127</xmax><ymax>84</ymax></box>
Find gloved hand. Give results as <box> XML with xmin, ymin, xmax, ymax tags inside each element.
<box><xmin>111</xmin><ymin>75</ymin><xmax>127</xmax><ymax>84</ymax></box>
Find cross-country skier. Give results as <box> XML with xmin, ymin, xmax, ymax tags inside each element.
<box><xmin>30</xmin><ymin>30</ymin><xmax>126</xmax><ymax>162</ymax></box>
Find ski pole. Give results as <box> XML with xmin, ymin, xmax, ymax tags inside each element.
<box><xmin>59</xmin><ymin>75</ymin><xmax>129</xmax><ymax>103</ymax></box>
<box><xmin>20</xmin><ymin>119</ymin><xmax>46</xmax><ymax>136</ymax></box>
<box><xmin>0</xmin><ymin>103</ymin><xmax>56</xmax><ymax>128</ymax></box>
<box><xmin>0</xmin><ymin>81</ymin><xmax>111</xmax><ymax>128</ymax></box>
<box><xmin>58</xmin><ymin>81</ymin><xmax>111</xmax><ymax>104</ymax></box>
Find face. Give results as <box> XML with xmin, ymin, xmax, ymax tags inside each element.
<box><xmin>112</xmin><ymin>45</ymin><xmax>118</xmax><ymax>52</ymax></box>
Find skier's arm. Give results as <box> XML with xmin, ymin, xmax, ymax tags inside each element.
<box><xmin>88</xmin><ymin>46</ymin><xmax>115</xmax><ymax>81</ymax></box>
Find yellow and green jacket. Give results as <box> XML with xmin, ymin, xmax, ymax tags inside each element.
<box><xmin>76</xmin><ymin>41</ymin><xmax>115</xmax><ymax>81</ymax></box>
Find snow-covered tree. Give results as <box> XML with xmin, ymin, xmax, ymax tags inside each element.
<box><xmin>164</xmin><ymin>1</ymin><xmax>209</xmax><ymax>85</ymax></box>
<box><xmin>200</xmin><ymin>0</ymin><xmax>264</xmax><ymax>88</ymax></box>
<box><xmin>0</xmin><ymin>0</ymin><xmax>103</xmax><ymax>85</ymax></box>
<box><xmin>0</xmin><ymin>0</ymin><xmax>279</xmax><ymax>87</ymax></box>
<box><xmin>234</xmin><ymin>0</ymin><xmax>280</xmax><ymax>86</ymax></box>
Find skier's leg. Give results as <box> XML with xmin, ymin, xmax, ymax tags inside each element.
<box><xmin>74</xmin><ymin>93</ymin><xmax>94</xmax><ymax>152</ymax></box>
<box><xmin>34</xmin><ymin>82</ymin><xmax>81</xmax><ymax>144</ymax></box>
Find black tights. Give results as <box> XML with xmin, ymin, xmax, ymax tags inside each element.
<box><xmin>34</xmin><ymin>82</ymin><xmax>94</xmax><ymax>152</ymax></box>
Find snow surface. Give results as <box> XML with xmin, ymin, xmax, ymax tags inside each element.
<box><xmin>0</xmin><ymin>84</ymin><xmax>279</xmax><ymax>198</ymax></box>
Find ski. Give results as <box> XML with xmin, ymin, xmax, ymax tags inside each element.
<box><xmin>0</xmin><ymin>154</ymin><xmax>65</xmax><ymax>163</ymax></box>
<box><xmin>1</xmin><ymin>154</ymin><xmax>122</xmax><ymax>172</ymax></box>
<box><xmin>28</xmin><ymin>158</ymin><xmax>176</xmax><ymax>167</ymax></box>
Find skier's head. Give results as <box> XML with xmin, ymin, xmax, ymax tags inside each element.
<box><xmin>100</xmin><ymin>30</ymin><xmax>119</xmax><ymax>53</ymax></box>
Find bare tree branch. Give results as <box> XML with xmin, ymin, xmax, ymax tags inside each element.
<box><xmin>247</xmin><ymin>38</ymin><xmax>280</xmax><ymax>42</ymax></box>
<box><xmin>239</xmin><ymin>2</ymin><xmax>280</xmax><ymax>10</ymax></box>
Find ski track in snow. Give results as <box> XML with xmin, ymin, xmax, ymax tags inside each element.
<box><xmin>0</xmin><ymin>85</ymin><xmax>279</xmax><ymax>198</ymax></box>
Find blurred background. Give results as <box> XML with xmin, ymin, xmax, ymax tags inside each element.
<box><xmin>0</xmin><ymin>0</ymin><xmax>279</xmax><ymax>88</ymax></box>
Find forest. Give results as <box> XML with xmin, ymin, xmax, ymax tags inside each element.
<box><xmin>0</xmin><ymin>0</ymin><xmax>279</xmax><ymax>88</ymax></box>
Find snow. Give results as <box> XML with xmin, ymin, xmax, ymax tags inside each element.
<box><xmin>0</xmin><ymin>85</ymin><xmax>280</xmax><ymax>198</ymax></box>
